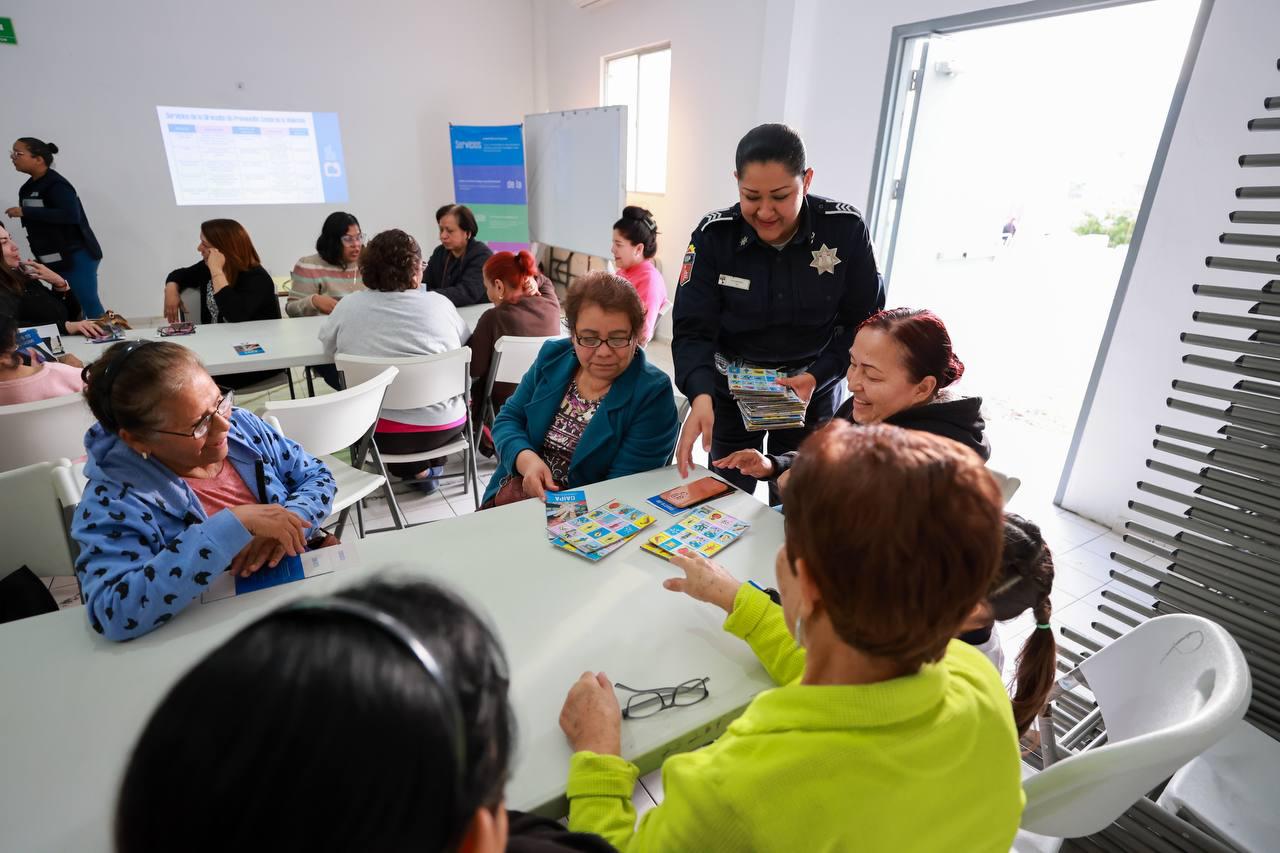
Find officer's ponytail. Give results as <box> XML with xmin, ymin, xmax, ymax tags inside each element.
<box><xmin>612</xmin><ymin>206</ymin><xmax>659</xmax><ymax>259</ymax></box>
<box><xmin>856</xmin><ymin>308</ymin><xmax>965</xmax><ymax>394</ymax></box>
<box><xmin>734</xmin><ymin>123</ymin><xmax>806</xmax><ymax>177</ymax></box>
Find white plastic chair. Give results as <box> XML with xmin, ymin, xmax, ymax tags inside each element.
<box><xmin>0</xmin><ymin>459</ymin><xmax>77</xmax><ymax>579</ymax></box>
<box><xmin>988</xmin><ymin>467</ymin><xmax>1021</xmax><ymax>505</ymax></box>
<box><xmin>1155</xmin><ymin>719</ymin><xmax>1279</xmax><ymax>851</ymax></box>
<box><xmin>336</xmin><ymin>348</ymin><xmax>480</xmax><ymax>517</ymax></box>
<box><xmin>482</xmin><ymin>335</ymin><xmax>560</xmax><ymax>427</ymax></box>
<box><xmin>263</xmin><ymin>366</ymin><xmax>400</xmax><ymax>537</ymax></box>
<box><xmin>0</xmin><ymin>392</ymin><xmax>96</xmax><ymax>473</ymax></box>
<box><xmin>1016</xmin><ymin>613</ymin><xmax>1251</xmax><ymax>849</ymax></box>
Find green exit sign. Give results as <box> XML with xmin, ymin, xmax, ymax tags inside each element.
<box><xmin>0</xmin><ymin>18</ymin><xmax>15</xmax><ymax>46</ymax></box>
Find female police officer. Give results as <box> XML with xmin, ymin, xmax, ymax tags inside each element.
<box><xmin>673</xmin><ymin>123</ymin><xmax>884</xmax><ymax>501</ymax></box>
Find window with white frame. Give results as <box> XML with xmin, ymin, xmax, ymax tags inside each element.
<box><xmin>603</xmin><ymin>45</ymin><xmax>671</xmax><ymax>194</ymax></box>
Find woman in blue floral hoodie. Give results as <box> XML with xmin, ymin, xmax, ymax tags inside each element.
<box><xmin>72</xmin><ymin>341</ymin><xmax>336</xmax><ymax>641</ymax></box>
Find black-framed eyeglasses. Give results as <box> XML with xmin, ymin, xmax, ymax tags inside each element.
<box><xmin>615</xmin><ymin>677</ymin><xmax>710</xmax><ymax>720</ymax></box>
<box><xmin>154</xmin><ymin>387</ymin><xmax>234</xmax><ymax>439</ymax></box>
<box><xmin>340</xmin><ymin>232</ymin><xmax>367</xmax><ymax>245</ymax></box>
<box><xmin>575</xmin><ymin>334</ymin><xmax>634</xmax><ymax>349</ymax></box>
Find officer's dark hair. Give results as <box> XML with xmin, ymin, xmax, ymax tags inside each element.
<box><xmin>734</xmin><ymin>123</ymin><xmax>806</xmax><ymax>177</ymax></box>
<box><xmin>17</xmin><ymin>137</ymin><xmax>58</xmax><ymax>167</ymax></box>
<box><xmin>82</xmin><ymin>340</ymin><xmax>204</xmax><ymax>434</ymax></box>
<box><xmin>612</xmin><ymin>206</ymin><xmax>659</xmax><ymax>259</ymax></box>
<box><xmin>857</xmin><ymin>307</ymin><xmax>965</xmax><ymax>392</ymax></box>
<box><xmin>116</xmin><ymin>579</ymin><xmax>515</xmax><ymax>853</ymax></box>
<box><xmin>314</xmin><ymin>211</ymin><xmax>361</xmax><ymax>268</ymax></box>
<box><xmin>436</xmin><ymin>204</ymin><xmax>480</xmax><ymax>241</ymax></box>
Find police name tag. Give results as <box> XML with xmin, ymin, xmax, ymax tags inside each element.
<box><xmin>21</xmin><ymin>197</ymin><xmax>44</xmax><ymax>208</ymax></box>
<box><xmin>718</xmin><ymin>274</ymin><xmax>750</xmax><ymax>290</ymax></box>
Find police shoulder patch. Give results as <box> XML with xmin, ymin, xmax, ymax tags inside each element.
<box><xmin>678</xmin><ymin>243</ymin><xmax>696</xmax><ymax>287</ymax></box>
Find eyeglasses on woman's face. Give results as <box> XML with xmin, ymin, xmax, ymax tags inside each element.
<box><xmin>574</xmin><ymin>334</ymin><xmax>634</xmax><ymax>349</ymax></box>
<box><xmin>154</xmin><ymin>387</ymin><xmax>234</xmax><ymax>439</ymax></box>
<box><xmin>340</xmin><ymin>232</ymin><xmax>367</xmax><ymax>246</ymax></box>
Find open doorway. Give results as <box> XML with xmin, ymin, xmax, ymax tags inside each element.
<box><xmin>869</xmin><ymin>0</ymin><xmax>1203</xmax><ymax>505</ymax></box>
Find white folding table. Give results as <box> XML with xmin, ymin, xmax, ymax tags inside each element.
<box><xmin>0</xmin><ymin>465</ymin><xmax>783</xmax><ymax>852</ymax></box>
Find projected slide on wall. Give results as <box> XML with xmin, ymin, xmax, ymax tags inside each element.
<box><xmin>156</xmin><ymin>106</ymin><xmax>348</xmax><ymax>206</ymax></box>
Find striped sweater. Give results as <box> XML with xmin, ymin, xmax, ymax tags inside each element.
<box><xmin>285</xmin><ymin>253</ymin><xmax>365</xmax><ymax>317</ymax></box>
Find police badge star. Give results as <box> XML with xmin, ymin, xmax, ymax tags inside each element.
<box><xmin>810</xmin><ymin>244</ymin><xmax>841</xmax><ymax>275</ymax></box>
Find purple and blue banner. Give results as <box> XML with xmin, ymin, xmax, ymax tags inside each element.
<box><xmin>448</xmin><ymin>124</ymin><xmax>529</xmax><ymax>253</ymax></box>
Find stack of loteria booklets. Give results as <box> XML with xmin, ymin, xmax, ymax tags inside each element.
<box><xmin>546</xmin><ymin>497</ymin><xmax>656</xmax><ymax>562</ymax></box>
<box><xmin>727</xmin><ymin>365</ymin><xmax>807</xmax><ymax>432</ymax></box>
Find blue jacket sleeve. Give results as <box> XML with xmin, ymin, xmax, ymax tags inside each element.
<box><xmin>73</xmin><ymin>498</ymin><xmax>252</xmax><ymax>642</ymax></box>
<box><xmin>491</xmin><ymin>342</ymin><xmax>554</xmax><ymax>476</ymax></box>
<box><xmin>22</xmin><ymin>179</ymin><xmax>82</xmax><ymax>226</ymax></box>
<box><xmin>606</xmin><ymin>374</ymin><xmax>679</xmax><ymax>479</ymax></box>
<box><xmin>239</xmin><ymin>411</ymin><xmax>336</xmax><ymax>526</ymax></box>
<box><xmin>807</xmin><ymin>218</ymin><xmax>885</xmax><ymax>387</ymax></box>
<box><xmin>671</xmin><ymin>225</ymin><xmax>724</xmax><ymax>402</ymax></box>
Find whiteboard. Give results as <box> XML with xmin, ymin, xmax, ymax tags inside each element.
<box><xmin>524</xmin><ymin>106</ymin><xmax>626</xmax><ymax>258</ymax></box>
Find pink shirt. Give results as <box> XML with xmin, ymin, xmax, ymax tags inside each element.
<box><xmin>184</xmin><ymin>460</ymin><xmax>259</xmax><ymax>516</ymax></box>
<box><xmin>618</xmin><ymin>260</ymin><xmax>669</xmax><ymax>344</ymax></box>
<box><xmin>0</xmin><ymin>362</ymin><xmax>85</xmax><ymax>406</ymax></box>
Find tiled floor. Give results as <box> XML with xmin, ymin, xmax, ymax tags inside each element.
<box><xmin>46</xmin><ymin>350</ymin><xmax>1155</xmax><ymax>817</ymax></box>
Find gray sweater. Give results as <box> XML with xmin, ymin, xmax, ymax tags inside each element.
<box><xmin>318</xmin><ymin>288</ymin><xmax>472</xmax><ymax>426</ymax></box>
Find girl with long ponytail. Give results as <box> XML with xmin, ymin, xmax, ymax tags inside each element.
<box><xmin>960</xmin><ymin>513</ymin><xmax>1058</xmax><ymax>735</ymax></box>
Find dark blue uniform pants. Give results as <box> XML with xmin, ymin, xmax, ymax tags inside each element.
<box><xmin>708</xmin><ymin>371</ymin><xmax>841</xmax><ymax>505</ymax></box>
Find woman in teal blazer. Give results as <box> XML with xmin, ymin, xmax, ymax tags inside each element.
<box><xmin>483</xmin><ymin>272</ymin><xmax>678</xmax><ymax>506</ymax></box>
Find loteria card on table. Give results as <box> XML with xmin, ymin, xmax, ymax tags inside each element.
<box><xmin>547</xmin><ymin>499</ymin><xmax>655</xmax><ymax>561</ymax></box>
<box><xmin>546</xmin><ymin>489</ymin><xmax>588</xmax><ymax>525</ymax></box>
<box><xmin>641</xmin><ymin>504</ymin><xmax>750</xmax><ymax>561</ymax></box>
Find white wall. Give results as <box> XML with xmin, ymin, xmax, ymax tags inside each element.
<box><xmin>1059</xmin><ymin>0</ymin><xmax>1280</xmax><ymax>525</ymax></box>
<box><xmin>1</xmin><ymin>0</ymin><xmax>536</xmax><ymax>318</ymax></box>
<box><xmin>532</xmin><ymin>0</ymin><xmax>772</xmax><ymax>341</ymax></box>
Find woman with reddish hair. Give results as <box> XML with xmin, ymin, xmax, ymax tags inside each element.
<box><xmin>717</xmin><ymin>307</ymin><xmax>989</xmax><ymax>483</ymax></box>
<box><xmin>162</xmin><ymin>219</ymin><xmax>281</xmax><ymax>389</ymax></box>
<box><xmin>469</xmin><ymin>250</ymin><xmax>562</xmax><ymax>441</ymax></box>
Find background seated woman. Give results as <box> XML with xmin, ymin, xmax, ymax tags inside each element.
<box><xmin>468</xmin><ymin>249</ymin><xmax>561</xmax><ymax>453</ymax></box>
<box><xmin>482</xmin><ymin>272</ymin><xmax>678</xmax><ymax>508</ymax></box>
<box><xmin>558</xmin><ymin>423</ymin><xmax>1024</xmax><ymax>851</ymax></box>
<box><xmin>162</xmin><ymin>218</ymin><xmax>283</xmax><ymax>391</ymax></box>
<box><xmin>0</xmin><ymin>314</ymin><xmax>84</xmax><ymax>404</ymax></box>
<box><xmin>717</xmin><ymin>307</ymin><xmax>989</xmax><ymax>488</ymax></box>
<box><xmin>73</xmin><ymin>341</ymin><xmax>335</xmax><ymax>642</ymax></box>
<box><xmin>286</xmin><ymin>211</ymin><xmax>365</xmax><ymax>317</ymax></box>
<box><xmin>318</xmin><ymin>228</ymin><xmax>470</xmax><ymax>494</ymax></box>
<box><xmin>424</xmin><ymin>203</ymin><xmax>493</xmax><ymax>307</ymax></box>
<box><xmin>0</xmin><ymin>222</ymin><xmax>103</xmax><ymax>339</ymax></box>
<box><xmin>116</xmin><ymin>579</ymin><xmax>615</xmax><ymax>853</ymax></box>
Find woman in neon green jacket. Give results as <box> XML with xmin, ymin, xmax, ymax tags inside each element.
<box><xmin>558</xmin><ymin>422</ymin><xmax>1026</xmax><ymax>852</ymax></box>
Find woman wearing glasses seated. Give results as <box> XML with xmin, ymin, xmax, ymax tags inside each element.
<box><xmin>285</xmin><ymin>211</ymin><xmax>366</xmax><ymax>318</ymax></box>
<box><xmin>481</xmin><ymin>272</ymin><xmax>679</xmax><ymax>508</ymax></box>
<box><xmin>72</xmin><ymin>341</ymin><xmax>336</xmax><ymax>642</ymax></box>
<box><xmin>558</xmin><ymin>422</ymin><xmax>1024</xmax><ymax>851</ymax></box>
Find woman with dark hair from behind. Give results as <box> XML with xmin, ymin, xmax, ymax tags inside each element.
<box><xmin>610</xmin><ymin>206</ymin><xmax>668</xmax><ymax>345</ymax></box>
<box><xmin>116</xmin><ymin>579</ymin><xmax>615</xmax><ymax>853</ymax></box>
<box><xmin>957</xmin><ymin>512</ymin><xmax>1058</xmax><ymax>735</ymax></box>
<box><xmin>0</xmin><ymin>313</ymin><xmax>85</xmax><ymax>404</ymax></box>
<box><xmin>425</xmin><ymin>203</ymin><xmax>494</xmax><ymax>307</ymax></box>
<box><xmin>286</xmin><ymin>211</ymin><xmax>366</xmax><ymax>318</ymax></box>
<box><xmin>6</xmin><ymin>137</ymin><xmax>106</xmax><ymax>317</ymax></box>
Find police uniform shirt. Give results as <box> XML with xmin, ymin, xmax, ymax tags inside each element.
<box><xmin>671</xmin><ymin>195</ymin><xmax>885</xmax><ymax>402</ymax></box>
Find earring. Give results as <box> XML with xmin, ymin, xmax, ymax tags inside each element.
<box><xmin>794</xmin><ymin>613</ymin><xmax>806</xmax><ymax>649</ymax></box>
<box><xmin>141</xmin><ymin>450</ymin><xmax>149</xmax><ymax>460</ymax></box>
